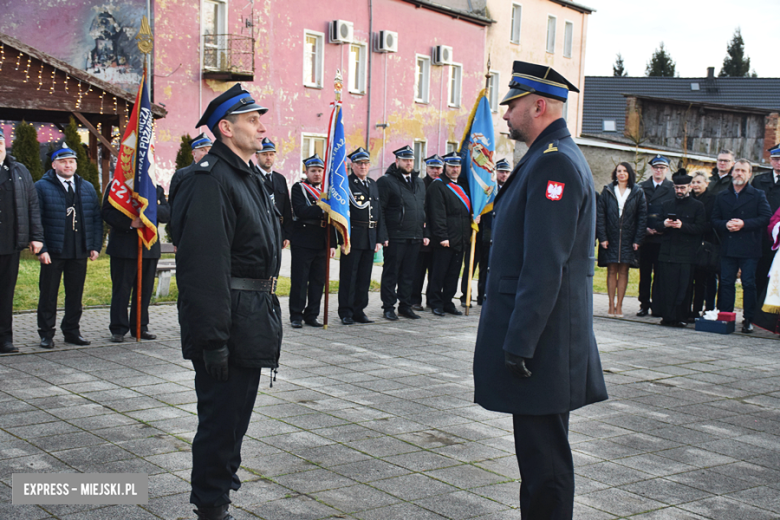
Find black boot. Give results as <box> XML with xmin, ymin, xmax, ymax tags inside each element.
<box><xmin>193</xmin><ymin>504</ymin><xmax>234</xmax><ymax>520</ymax></box>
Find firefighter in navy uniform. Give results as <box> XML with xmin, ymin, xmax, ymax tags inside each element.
<box><xmin>289</xmin><ymin>154</ymin><xmax>336</xmax><ymax>328</ymax></box>
<box><xmin>168</xmin><ymin>133</ymin><xmax>211</xmax><ymax>245</ymax></box>
<box><xmin>473</xmin><ymin>61</ymin><xmax>608</xmax><ymax>520</ymax></box>
<box><xmin>337</xmin><ymin>147</ymin><xmax>387</xmax><ymax>324</ymax></box>
<box><xmin>254</xmin><ymin>137</ymin><xmax>293</xmax><ymax>248</ymax></box>
<box><xmin>411</xmin><ymin>154</ymin><xmax>444</xmax><ymax>311</ymax></box>
<box><xmin>170</xmin><ymin>84</ymin><xmax>283</xmax><ymax>520</ymax></box>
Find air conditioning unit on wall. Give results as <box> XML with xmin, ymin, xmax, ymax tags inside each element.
<box><xmin>329</xmin><ymin>20</ymin><xmax>354</xmax><ymax>44</ymax></box>
<box><xmin>376</xmin><ymin>30</ymin><xmax>398</xmax><ymax>53</ymax></box>
<box><xmin>433</xmin><ymin>45</ymin><xmax>453</xmax><ymax>65</ymax></box>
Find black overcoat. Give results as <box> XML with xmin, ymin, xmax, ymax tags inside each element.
<box><xmin>2</xmin><ymin>155</ymin><xmax>43</xmax><ymax>250</ymax></box>
<box><xmin>596</xmin><ymin>184</ymin><xmax>647</xmax><ymax>265</ymax></box>
<box><xmin>344</xmin><ymin>173</ymin><xmax>387</xmax><ymax>250</ymax></box>
<box><xmin>639</xmin><ymin>177</ymin><xmax>675</xmax><ymax>244</ymax></box>
<box><xmin>751</xmin><ymin>172</ymin><xmax>780</xmax><ymax>214</ymax></box>
<box><xmin>711</xmin><ymin>183</ymin><xmax>772</xmax><ymax>258</ymax></box>
<box><xmin>425</xmin><ymin>176</ymin><xmax>472</xmax><ymax>251</ymax></box>
<box><xmin>257</xmin><ymin>167</ymin><xmax>294</xmax><ymax>241</ymax></box>
<box><xmin>655</xmin><ymin>196</ymin><xmax>706</xmax><ymax>264</ymax></box>
<box><xmin>473</xmin><ymin>119</ymin><xmax>608</xmax><ymax>415</ymax></box>
<box><xmin>102</xmin><ymin>185</ymin><xmax>170</xmax><ymax>259</ymax></box>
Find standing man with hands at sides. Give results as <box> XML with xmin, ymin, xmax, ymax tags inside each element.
<box><xmin>169</xmin><ymin>133</ymin><xmax>212</xmax><ymax>208</ymax></box>
<box><xmin>170</xmin><ymin>84</ymin><xmax>283</xmax><ymax>520</ymax></box>
<box><xmin>411</xmin><ymin>154</ymin><xmax>444</xmax><ymax>311</ymax></box>
<box><xmin>255</xmin><ymin>137</ymin><xmax>293</xmax><ymax>248</ymax></box>
<box><xmin>0</xmin><ymin>127</ymin><xmax>43</xmax><ymax>353</ymax></box>
<box><xmin>35</xmin><ymin>144</ymin><xmax>102</xmax><ymax>349</ymax></box>
<box><xmin>377</xmin><ymin>145</ymin><xmax>429</xmax><ymax>321</ymax></box>
<box><xmin>473</xmin><ymin>61</ymin><xmax>607</xmax><ymax>520</ymax></box>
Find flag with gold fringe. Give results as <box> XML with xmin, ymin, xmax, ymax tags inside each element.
<box><xmin>318</xmin><ymin>101</ymin><xmax>351</xmax><ymax>254</ymax></box>
<box><xmin>458</xmin><ymin>88</ymin><xmax>496</xmax><ymax>231</ymax></box>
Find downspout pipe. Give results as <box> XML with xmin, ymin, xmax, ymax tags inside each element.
<box><xmin>366</xmin><ymin>0</ymin><xmax>373</xmax><ymax>151</ymax></box>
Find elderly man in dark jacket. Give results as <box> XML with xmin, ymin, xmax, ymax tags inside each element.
<box><xmin>35</xmin><ymin>145</ymin><xmax>102</xmax><ymax>349</ymax></box>
<box><xmin>712</xmin><ymin>159</ymin><xmax>772</xmax><ymax>333</ymax></box>
<box><xmin>0</xmin><ymin>128</ymin><xmax>44</xmax><ymax>353</ymax></box>
<box><xmin>473</xmin><ymin>61</ymin><xmax>607</xmax><ymax>519</ymax></box>
<box><xmin>377</xmin><ymin>145</ymin><xmax>429</xmax><ymax>320</ymax></box>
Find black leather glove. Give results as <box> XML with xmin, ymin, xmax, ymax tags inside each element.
<box><xmin>505</xmin><ymin>351</ymin><xmax>532</xmax><ymax>378</ymax></box>
<box><xmin>203</xmin><ymin>346</ymin><xmax>229</xmax><ymax>382</ymax></box>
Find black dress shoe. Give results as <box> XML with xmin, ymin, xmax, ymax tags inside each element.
<box><xmin>636</xmin><ymin>308</ymin><xmax>649</xmax><ymax>317</ymax></box>
<box><xmin>130</xmin><ymin>331</ymin><xmax>157</xmax><ymax>340</ymax></box>
<box><xmin>383</xmin><ymin>310</ymin><xmax>398</xmax><ymax>321</ymax></box>
<box><xmin>742</xmin><ymin>321</ymin><xmax>754</xmax><ymax>333</ymax></box>
<box><xmin>411</xmin><ymin>304</ymin><xmax>424</xmax><ymax>311</ymax></box>
<box><xmin>353</xmin><ymin>314</ymin><xmax>374</xmax><ymax>324</ymax></box>
<box><xmin>110</xmin><ymin>334</ymin><xmax>124</xmax><ymax>343</ymax></box>
<box><xmin>64</xmin><ymin>335</ymin><xmax>91</xmax><ymax>346</ymax></box>
<box><xmin>398</xmin><ymin>308</ymin><xmax>420</xmax><ymax>319</ymax></box>
<box><xmin>0</xmin><ymin>342</ymin><xmax>19</xmax><ymax>354</ymax></box>
<box><xmin>341</xmin><ymin>317</ymin><xmax>354</xmax><ymax>325</ymax></box>
<box><xmin>432</xmin><ymin>308</ymin><xmax>445</xmax><ymax>316</ymax></box>
<box><xmin>291</xmin><ymin>320</ymin><xmax>303</xmax><ymax>329</ymax></box>
<box><xmin>444</xmin><ymin>307</ymin><xmax>463</xmax><ymax>316</ymax></box>
<box><xmin>304</xmin><ymin>318</ymin><xmax>323</xmax><ymax>327</ymax></box>
<box><xmin>39</xmin><ymin>337</ymin><xmax>55</xmax><ymax>349</ymax></box>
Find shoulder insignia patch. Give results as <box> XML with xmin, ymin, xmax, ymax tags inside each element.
<box><xmin>546</xmin><ymin>181</ymin><xmax>565</xmax><ymax>201</ymax></box>
<box><xmin>543</xmin><ymin>143</ymin><xmax>558</xmax><ymax>154</ymax></box>
<box><xmin>200</xmin><ymin>161</ymin><xmax>208</xmax><ymax>167</ymax></box>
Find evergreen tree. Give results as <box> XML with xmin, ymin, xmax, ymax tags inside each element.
<box><xmin>645</xmin><ymin>42</ymin><xmax>676</xmax><ymax>77</ymax></box>
<box><xmin>175</xmin><ymin>134</ymin><xmax>193</xmax><ymax>170</ymax></box>
<box><xmin>613</xmin><ymin>53</ymin><xmax>628</xmax><ymax>77</ymax></box>
<box><xmin>63</xmin><ymin>117</ymin><xmax>101</xmax><ymax>194</ymax></box>
<box><xmin>719</xmin><ymin>28</ymin><xmax>755</xmax><ymax>77</ymax></box>
<box><xmin>10</xmin><ymin>121</ymin><xmax>44</xmax><ymax>181</ymax></box>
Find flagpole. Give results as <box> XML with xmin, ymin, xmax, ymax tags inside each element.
<box><xmin>136</xmin><ymin>17</ymin><xmax>153</xmax><ymax>341</ymax></box>
<box><xmin>464</xmin><ymin>57</ymin><xmax>492</xmax><ymax>317</ymax></box>
<box><xmin>323</xmin><ymin>71</ymin><xmax>344</xmax><ymax>330</ymax></box>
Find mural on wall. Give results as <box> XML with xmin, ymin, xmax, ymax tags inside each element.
<box><xmin>0</xmin><ymin>0</ymin><xmax>149</xmax><ymax>92</ymax></box>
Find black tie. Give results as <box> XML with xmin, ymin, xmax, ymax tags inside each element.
<box><xmin>66</xmin><ymin>180</ymin><xmax>74</xmax><ymax>195</ymax></box>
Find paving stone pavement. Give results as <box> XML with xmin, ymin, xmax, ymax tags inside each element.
<box><xmin>3</xmin><ymin>287</ymin><xmax>780</xmax><ymax>519</ymax></box>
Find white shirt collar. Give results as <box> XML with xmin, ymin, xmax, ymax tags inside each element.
<box><xmin>258</xmin><ymin>166</ymin><xmax>271</xmax><ymax>176</ymax></box>
<box><xmin>653</xmin><ymin>179</ymin><xmax>663</xmax><ymax>188</ymax></box>
<box><xmin>56</xmin><ymin>174</ymin><xmax>74</xmax><ymax>190</ymax></box>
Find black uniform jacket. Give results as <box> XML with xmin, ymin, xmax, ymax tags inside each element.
<box><xmin>102</xmin><ymin>185</ymin><xmax>170</xmax><ymax>259</ymax></box>
<box><xmin>426</xmin><ymin>176</ymin><xmax>472</xmax><ymax>251</ymax></box>
<box><xmin>344</xmin><ymin>174</ymin><xmax>387</xmax><ymax>250</ymax></box>
<box><xmin>473</xmin><ymin>119</ymin><xmax>608</xmax><ymax>415</ymax></box>
<box><xmin>171</xmin><ymin>140</ymin><xmax>283</xmax><ymax>368</ymax></box>
<box><xmin>708</xmin><ymin>167</ymin><xmax>733</xmax><ymax>197</ymax></box>
<box><xmin>751</xmin><ymin>172</ymin><xmax>780</xmax><ymax>214</ymax></box>
<box><xmin>596</xmin><ymin>184</ymin><xmax>647</xmax><ymax>265</ymax></box>
<box><xmin>654</xmin><ymin>196</ymin><xmax>706</xmax><ymax>264</ymax></box>
<box><xmin>257</xmin><ymin>166</ymin><xmax>294</xmax><ymax>241</ymax></box>
<box><xmin>692</xmin><ymin>190</ymin><xmax>716</xmax><ymax>243</ymax></box>
<box><xmin>167</xmin><ymin>163</ymin><xmax>196</xmax><ymax>245</ymax></box>
<box><xmin>377</xmin><ymin>164</ymin><xmax>427</xmax><ymax>241</ymax></box>
<box><xmin>639</xmin><ymin>177</ymin><xmax>675</xmax><ymax>244</ymax></box>
<box><xmin>290</xmin><ymin>180</ymin><xmax>336</xmax><ymax>250</ymax></box>
<box><xmin>712</xmin><ymin>183</ymin><xmax>772</xmax><ymax>258</ymax></box>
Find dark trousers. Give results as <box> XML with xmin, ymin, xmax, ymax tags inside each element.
<box><xmin>638</xmin><ymin>242</ymin><xmax>661</xmax><ymax>311</ymax></box>
<box><xmin>461</xmin><ymin>243</ymin><xmax>488</xmax><ymax>304</ymax></box>
<box><xmin>380</xmin><ymin>239</ymin><xmax>421</xmax><ymax>312</ymax></box>
<box><xmin>429</xmin><ymin>247</ymin><xmax>464</xmax><ymax>311</ymax></box>
<box><xmin>756</xmin><ymin>241</ymin><xmax>776</xmax><ymax>298</ymax></box>
<box><xmin>190</xmin><ymin>360</ymin><xmax>261</xmax><ymax>507</ymax></box>
<box><xmin>411</xmin><ymin>249</ymin><xmax>432</xmax><ymax>306</ymax></box>
<box><xmin>720</xmin><ymin>256</ymin><xmax>759</xmax><ymax>321</ymax></box>
<box><xmin>656</xmin><ymin>262</ymin><xmax>694</xmax><ymax>323</ymax></box>
<box><xmin>0</xmin><ymin>252</ymin><xmax>20</xmax><ymax>343</ymax></box>
<box><xmin>513</xmin><ymin>413</ymin><xmax>574</xmax><ymax>520</ymax></box>
<box><xmin>37</xmin><ymin>256</ymin><xmax>87</xmax><ymax>339</ymax></box>
<box><xmin>338</xmin><ymin>248</ymin><xmax>374</xmax><ymax>319</ymax></box>
<box><xmin>692</xmin><ymin>266</ymin><xmax>717</xmax><ymax>315</ymax></box>
<box><xmin>289</xmin><ymin>246</ymin><xmax>326</xmax><ymax>322</ymax></box>
<box><xmin>109</xmin><ymin>256</ymin><xmax>158</xmax><ymax>336</ymax></box>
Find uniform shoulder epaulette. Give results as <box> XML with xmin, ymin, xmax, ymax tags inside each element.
<box><xmin>193</xmin><ymin>157</ymin><xmax>220</xmax><ymax>174</ymax></box>
<box><xmin>543</xmin><ymin>141</ymin><xmax>559</xmax><ymax>154</ymax></box>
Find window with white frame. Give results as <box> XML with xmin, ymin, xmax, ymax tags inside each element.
<box><xmin>303</xmin><ymin>31</ymin><xmax>324</xmax><ymax>88</ymax></box>
<box><xmin>446</xmin><ymin>142</ymin><xmax>458</xmax><ymax>154</ymax></box>
<box><xmin>415</xmin><ymin>55</ymin><xmax>431</xmax><ymax>103</ymax></box>
<box><xmin>603</xmin><ymin>120</ymin><xmax>616</xmax><ymax>132</ymax></box>
<box><xmin>413</xmin><ymin>141</ymin><xmax>427</xmax><ymax>172</ymax></box>
<box><xmin>348</xmin><ymin>43</ymin><xmax>367</xmax><ymax>94</ymax></box>
<box><xmin>546</xmin><ymin>15</ymin><xmax>556</xmax><ymax>54</ymax></box>
<box><xmin>564</xmin><ymin>21</ymin><xmax>574</xmax><ymax>58</ymax></box>
<box><xmin>301</xmin><ymin>134</ymin><xmax>327</xmax><ymax>173</ymax></box>
<box><xmin>510</xmin><ymin>4</ymin><xmax>522</xmax><ymax>44</ymax></box>
<box><xmin>203</xmin><ymin>0</ymin><xmax>227</xmax><ymax>70</ymax></box>
<box><xmin>488</xmin><ymin>71</ymin><xmax>500</xmax><ymax>112</ymax></box>
<box><xmin>448</xmin><ymin>64</ymin><xmax>462</xmax><ymax>108</ymax></box>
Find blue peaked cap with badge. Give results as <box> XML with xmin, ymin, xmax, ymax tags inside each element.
<box><xmin>649</xmin><ymin>155</ymin><xmax>670</xmax><ymax>166</ymax></box>
<box><xmin>259</xmin><ymin>137</ymin><xmax>276</xmax><ymax>153</ymax></box>
<box><xmin>442</xmin><ymin>151</ymin><xmax>462</xmax><ymax>165</ymax></box>
<box><xmin>196</xmin><ymin>83</ymin><xmax>268</xmax><ymax>131</ymax></box>
<box><xmin>51</xmin><ymin>143</ymin><xmax>77</xmax><ymax>161</ymax></box>
<box><xmin>496</xmin><ymin>158</ymin><xmax>511</xmax><ymax>171</ymax></box>
<box><xmin>768</xmin><ymin>143</ymin><xmax>780</xmax><ymax>158</ymax></box>
<box><xmin>425</xmin><ymin>154</ymin><xmax>444</xmax><ymax>166</ymax></box>
<box><xmin>190</xmin><ymin>133</ymin><xmax>212</xmax><ymax>150</ymax></box>
<box><xmin>303</xmin><ymin>153</ymin><xmax>324</xmax><ymax>168</ymax></box>
<box><xmin>348</xmin><ymin>147</ymin><xmax>370</xmax><ymax>162</ymax></box>
<box><xmin>501</xmin><ymin>61</ymin><xmax>579</xmax><ymax>105</ymax></box>
<box><xmin>393</xmin><ymin>145</ymin><xmax>414</xmax><ymax>159</ymax></box>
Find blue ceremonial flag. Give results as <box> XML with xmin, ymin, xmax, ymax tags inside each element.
<box><xmin>319</xmin><ymin>101</ymin><xmax>351</xmax><ymax>253</ymax></box>
<box><xmin>458</xmin><ymin>88</ymin><xmax>496</xmax><ymax>230</ymax></box>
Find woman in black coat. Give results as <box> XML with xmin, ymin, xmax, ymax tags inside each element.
<box><xmin>597</xmin><ymin>162</ymin><xmax>647</xmax><ymax>316</ymax></box>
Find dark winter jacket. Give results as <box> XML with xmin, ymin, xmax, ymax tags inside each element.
<box><xmin>692</xmin><ymin>190</ymin><xmax>716</xmax><ymax>243</ymax></box>
<box><xmin>655</xmin><ymin>196</ymin><xmax>707</xmax><ymax>264</ymax></box>
<box><xmin>35</xmin><ymin>170</ymin><xmax>102</xmax><ymax>255</ymax></box>
<box><xmin>708</xmin><ymin>166</ymin><xmax>733</xmax><ymax>197</ymax></box>
<box><xmin>1</xmin><ymin>155</ymin><xmax>43</xmax><ymax>250</ymax></box>
<box><xmin>639</xmin><ymin>177</ymin><xmax>675</xmax><ymax>244</ymax></box>
<box><xmin>102</xmin><ymin>185</ymin><xmax>170</xmax><ymax>259</ymax></box>
<box><xmin>426</xmin><ymin>176</ymin><xmax>472</xmax><ymax>251</ymax></box>
<box><xmin>751</xmin><ymin>171</ymin><xmax>780</xmax><ymax>214</ymax></box>
<box><xmin>712</xmin><ymin>183</ymin><xmax>772</xmax><ymax>258</ymax></box>
<box><xmin>596</xmin><ymin>183</ymin><xmax>647</xmax><ymax>265</ymax></box>
<box><xmin>377</xmin><ymin>163</ymin><xmax>427</xmax><ymax>241</ymax></box>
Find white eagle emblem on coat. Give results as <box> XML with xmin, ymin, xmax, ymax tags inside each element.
<box><xmin>546</xmin><ymin>181</ymin><xmax>565</xmax><ymax>201</ymax></box>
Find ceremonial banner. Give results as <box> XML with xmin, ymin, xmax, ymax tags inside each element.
<box><xmin>107</xmin><ymin>72</ymin><xmax>158</xmax><ymax>249</ymax></box>
<box><xmin>319</xmin><ymin>102</ymin><xmax>351</xmax><ymax>254</ymax></box>
<box><xmin>458</xmin><ymin>88</ymin><xmax>496</xmax><ymax>230</ymax></box>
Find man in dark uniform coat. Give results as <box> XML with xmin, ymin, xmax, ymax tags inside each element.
<box><xmin>35</xmin><ymin>144</ymin><xmax>102</xmax><ymax>349</ymax></box>
<box><xmin>377</xmin><ymin>145</ymin><xmax>429</xmax><ymax>320</ymax></box>
<box><xmin>338</xmin><ymin>147</ymin><xmax>386</xmax><ymax>325</ymax></box>
<box><xmin>0</xmin><ymin>127</ymin><xmax>43</xmax><ymax>353</ymax></box>
<box><xmin>637</xmin><ymin>155</ymin><xmax>675</xmax><ymax>316</ymax></box>
<box><xmin>653</xmin><ymin>170</ymin><xmax>706</xmax><ymax>326</ymax></box>
<box><xmin>168</xmin><ymin>133</ymin><xmax>211</xmax><ymax>244</ymax></box>
<box><xmin>170</xmin><ymin>84</ymin><xmax>283</xmax><ymax>520</ymax></box>
<box><xmin>102</xmin><ymin>184</ymin><xmax>170</xmax><ymax>342</ymax></box>
<box><xmin>254</xmin><ymin>137</ymin><xmax>293</xmax><ymax>248</ymax></box>
<box><xmin>289</xmin><ymin>154</ymin><xmax>336</xmax><ymax>328</ymax></box>
<box><xmin>751</xmin><ymin>144</ymin><xmax>780</xmax><ymax>296</ymax></box>
<box><xmin>411</xmin><ymin>154</ymin><xmax>443</xmax><ymax>311</ymax></box>
<box><xmin>427</xmin><ymin>151</ymin><xmax>471</xmax><ymax>316</ymax></box>
<box><xmin>473</xmin><ymin>61</ymin><xmax>608</xmax><ymax>519</ymax></box>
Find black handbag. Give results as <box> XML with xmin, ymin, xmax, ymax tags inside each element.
<box><xmin>696</xmin><ymin>234</ymin><xmax>721</xmax><ymax>272</ymax></box>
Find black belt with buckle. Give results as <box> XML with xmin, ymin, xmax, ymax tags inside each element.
<box><xmin>353</xmin><ymin>220</ymin><xmax>377</xmax><ymax>228</ymax></box>
<box><xmin>300</xmin><ymin>219</ymin><xmax>326</xmax><ymax>227</ymax></box>
<box><xmin>230</xmin><ymin>277</ymin><xmax>277</xmax><ymax>294</ymax></box>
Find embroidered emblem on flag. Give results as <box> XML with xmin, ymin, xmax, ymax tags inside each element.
<box><xmin>546</xmin><ymin>181</ymin><xmax>565</xmax><ymax>201</ymax></box>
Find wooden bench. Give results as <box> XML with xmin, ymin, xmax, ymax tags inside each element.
<box><xmin>156</xmin><ymin>253</ymin><xmax>176</xmax><ymax>298</ymax></box>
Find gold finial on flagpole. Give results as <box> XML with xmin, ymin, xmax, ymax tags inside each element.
<box><xmin>136</xmin><ymin>16</ymin><xmax>154</xmax><ymax>56</ymax></box>
<box><xmin>485</xmin><ymin>54</ymin><xmax>492</xmax><ymax>89</ymax></box>
<box><xmin>334</xmin><ymin>69</ymin><xmax>343</xmax><ymax>103</ymax></box>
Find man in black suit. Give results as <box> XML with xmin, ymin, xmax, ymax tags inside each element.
<box><xmin>338</xmin><ymin>147</ymin><xmax>386</xmax><ymax>325</ymax></box>
<box><xmin>102</xmin><ymin>184</ymin><xmax>170</xmax><ymax>342</ymax></box>
<box><xmin>411</xmin><ymin>154</ymin><xmax>443</xmax><ymax>311</ymax></box>
<box><xmin>751</xmin><ymin>144</ymin><xmax>780</xmax><ymax>296</ymax></box>
<box><xmin>289</xmin><ymin>154</ymin><xmax>336</xmax><ymax>328</ymax></box>
<box><xmin>255</xmin><ymin>138</ymin><xmax>293</xmax><ymax>248</ymax></box>
<box><xmin>637</xmin><ymin>155</ymin><xmax>675</xmax><ymax>316</ymax></box>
